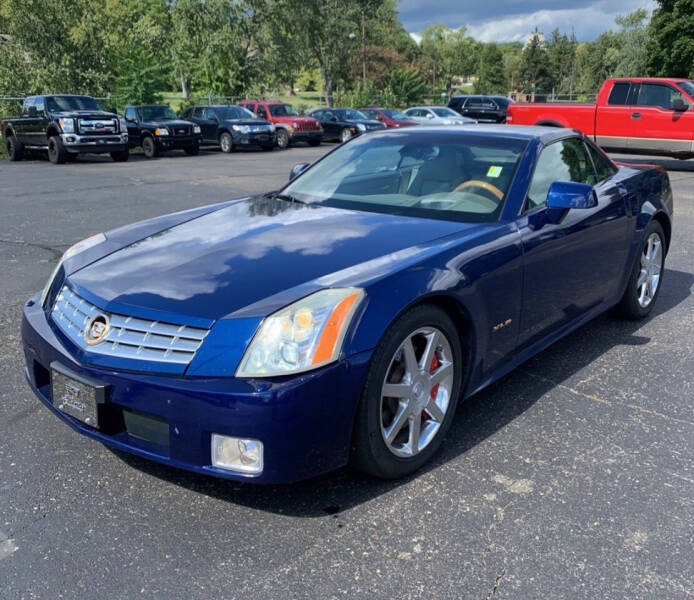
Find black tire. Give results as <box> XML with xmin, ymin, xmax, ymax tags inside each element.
<box><xmin>47</xmin><ymin>136</ymin><xmax>68</xmax><ymax>164</ymax></box>
<box><xmin>308</xmin><ymin>138</ymin><xmax>321</xmax><ymax>147</ymax></box>
<box><xmin>6</xmin><ymin>134</ymin><xmax>23</xmax><ymax>161</ymax></box>
<box><xmin>261</xmin><ymin>144</ymin><xmax>274</xmax><ymax>152</ymax></box>
<box><xmin>219</xmin><ymin>132</ymin><xmax>234</xmax><ymax>153</ymax></box>
<box><xmin>142</xmin><ymin>135</ymin><xmax>158</xmax><ymax>158</ymax></box>
<box><xmin>276</xmin><ymin>128</ymin><xmax>289</xmax><ymax>149</ymax></box>
<box><xmin>110</xmin><ymin>149</ymin><xmax>130</xmax><ymax>162</ymax></box>
<box><xmin>184</xmin><ymin>143</ymin><xmax>200</xmax><ymax>156</ymax></box>
<box><xmin>614</xmin><ymin>220</ymin><xmax>666</xmax><ymax>320</ymax></box>
<box><xmin>350</xmin><ymin>304</ymin><xmax>464</xmax><ymax>479</ymax></box>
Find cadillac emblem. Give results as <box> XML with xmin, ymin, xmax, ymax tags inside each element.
<box><xmin>84</xmin><ymin>314</ymin><xmax>110</xmax><ymax>345</ymax></box>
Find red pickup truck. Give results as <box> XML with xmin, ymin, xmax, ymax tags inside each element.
<box><xmin>507</xmin><ymin>78</ymin><xmax>694</xmax><ymax>159</ymax></box>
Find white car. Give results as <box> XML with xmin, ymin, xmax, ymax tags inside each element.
<box><xmin>404</xmin><ymin>106</ymin><xmax>477</xmax><ymax>126</ymax></box>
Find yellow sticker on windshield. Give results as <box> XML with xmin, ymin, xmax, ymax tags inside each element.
<box><xmin>487</xmin><ymin>166</ymin><xmax>502</xmax><ymax>178</ymax></box>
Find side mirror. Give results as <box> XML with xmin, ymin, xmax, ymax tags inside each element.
<box><xmin>671</xmin><ymin>98</ymin><xmax>688</xmax><ymax>112</ymax></box>
<box><xmin>544</xmin><ymin>181</ymin><xmax>596</xmax><ymax>224</ymax></box>
<box><xmin>28</xmin><ymin>106</ymin><xmax>38</xmax><ymax>117</ymax></box>
<box><xmin>210</xmin><ymin>114</ymin><xmax>219</xmax><ymax>122</ymax></box>
<box><xmin>108</xmin><ymin>106</ymin><xmax>118</xmax><ymax>114</ymax></box>
<box><xmin>330</xmin><ymin>116</ymin><xmax>339</xmax><ymax>122</ymax></box>
<box><xmin>426</xmin><ymin>113</ymin><xmax>434</xmax><ymax>119</ymax></box>
<box><xmin>125</xmin><ymin>117</ymin><xmax>136</xmax><ymax>123</ymax></box>
<box><xmin>289</xmin><ymin>162</ymin><xmax>310</xmax><ymax>181</ymax></box>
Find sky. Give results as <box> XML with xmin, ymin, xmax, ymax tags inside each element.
<box><xmin>400</xmin><ymin>0</ymin><xmax>657</xmax><ymax>43</ymax></box>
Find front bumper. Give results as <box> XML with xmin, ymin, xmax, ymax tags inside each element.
<box><xmin>153</xmin><ymin>134</ymin><xmax>202</xmax><ymax>151</ymax></box>
<box><xmin>234</xmin><ymin>131</ymin><xmax>276</xmax><ymax>147</ymax></box>
<box><xmin>22</xmin><ymin>296</ymin><xmax>372</xmax><ymax>483</ymax></box>
<box><xmin>289</xmin><ymin>130</ymin><xmax>323</xmax><ymax>142</ymax></box>
<box><xmin>61</xmin><ymin>133</ymin><xmax>128</xmax><ymax>154</ymax></box>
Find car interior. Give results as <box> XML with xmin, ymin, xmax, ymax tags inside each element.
<box><xmin>287</xmin><ymin>139</ymin><xmax>528</xmax><ymax>221</ymax></box>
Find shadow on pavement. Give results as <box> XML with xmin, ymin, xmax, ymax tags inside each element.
<box><xmin>112</xmin><ymin>268</ymin><xmax>693</xmax><ymax>517</ymax></box>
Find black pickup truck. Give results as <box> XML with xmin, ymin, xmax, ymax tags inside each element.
<box><xmin>1</xmin><ymin>95</ymin><xmax>130</xmax><ymax>164</ymax></box>
<box><xmin>123</xmin><ymin>105</ymin><xmax>202</xmax><ymax>158</ymax></box>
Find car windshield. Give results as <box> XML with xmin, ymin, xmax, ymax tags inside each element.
<box><xmin>269</xmin><ymin>104</ymin><xmax>299</xmax><ymax>116</ymax></box>
<box><xmin>45</xmin><ymin>96</ymin><xmax>104</xmax><ymax>112</ymax></box>
<box><xmin>677</xmin><ymin>81</ymin><xmax>694</xmax><ymax>98</ymax></box>
<box><xmin>335</xmin><ymin>109</ymin><xmax>368</xmax><ymax>120</ymax></box>
<box><xmin>215</xmin><ymin>106</ymin><xmax>256</xmax><ymax>120</ymax></box>
<box><xmin>137</xmin><ymin>106</ymin><xmax>178</xmax><ymax>121</ymax></box>
<box><xmin>382</xmin><ymin>109</ymin><xmax>409</xmax><ymax>120</ymax></box>
<box><xmin>432</xmin><ymin>107</ymin><xmax>459</xmax><ymax>117</ymax></box>
<box><xmin>284</xmin><ymin>132</ymin><xmax>528</xmax><ymax>223</ymax></box>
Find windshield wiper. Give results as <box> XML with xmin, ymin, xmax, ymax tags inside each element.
<box><xmin>269</xmin><ymin>192</ymin><xmax>307</xmax><ymax>205</ymax></box>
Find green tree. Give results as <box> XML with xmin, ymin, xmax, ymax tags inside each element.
<box><xmin>520</xmin><ymin>28</ymin><xmax>552</xmax><ymax>93</ymax></box>
<box><xmin>381</xmin><ymin>67</ymin><xmax>428</xmax><ymax>107</ymax></box>
<box><xmin>420</xmin><ymin>24</ymin><xmax>478</xmax><ymax>93</ymax></box>
<box><xmin>474</xmin><ymin>44</ymin><xmax>506</xmax><ymax>94</ymax></box>
<box><xmin>613</xmin><ymin>9</ymin><xmax>649</xmax><ymax>77</ymax></box>
<box><xmin>546</xmin><ymin>29</ymin><xmax>578</xmax><ymax>96</ymax></box>
<box><xmin>647</xmin><ymin>0</ymin><xmax>694</xmax><ymax>77</ymax></box>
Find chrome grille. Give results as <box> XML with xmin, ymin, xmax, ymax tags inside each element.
<box><xmin>173</xmin><ymin>125</ymin><xmax>191</xmax><ymax>136</ymax></box>
<box><xmin>51</xmin><ymin>286</ymin><xmax>208</xmax><ymax>366</ymax></box>
<box><xmin>78</xmin><ymin>119</ymin><xmax>118</xmax><ymax>135</ymax></box>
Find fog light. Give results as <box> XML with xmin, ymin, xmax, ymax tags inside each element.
<box><xmin>211</xmin><ymin>434</ymin><xmax>263</xmax><ymax>474</ymax></box>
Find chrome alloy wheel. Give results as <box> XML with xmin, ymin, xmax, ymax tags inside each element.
<box><xmin>637</xmin><ymin>232</ymin><xmax>663</xmax><ymax>308</ymax></box>
<box><xmin>340</xmin><ymin>128</ymin><xmax>353</xmax><ymax>143</ymax></box>
<box><xmin>380</xmin><ymin>327</ymin><xmax>455</xmax><ymax>458</ymax></box>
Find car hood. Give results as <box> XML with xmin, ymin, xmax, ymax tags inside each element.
<box><xmin>69</xmin><ymin>197</ymin><xmax>475</xmax><ymax>322</ymax></box>
<box><xmin>221</xmin><ymin>119</ymin><xmax>272</xmax><ymax>127</ymax></box>
<box><xmin>141</xmin><ymin>119</ymin><xmax>193</xmax><ymax>128</ymax></box>
<box><xmin>345</xmin><ymin>119</ymin><xmax>384</xmax><ymax>127</ymax></box>
<box><xmin>273</xmin><ymin>115</ymin><xmax>318</xmax><ymax>125</ymax></box>
<box><xmin>52</xmin><ymin>111</ymin><xmax>118</xmax><ymax>119</ymax></box>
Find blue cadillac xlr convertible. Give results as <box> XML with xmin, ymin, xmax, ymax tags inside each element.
<box><xmin>22</xmin><ymin>126</ymin><xmax>673</xmax><ymax>483</ymax></box>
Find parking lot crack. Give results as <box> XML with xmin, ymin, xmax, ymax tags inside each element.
<box><xmin>0</xmin><ymin>238</ymin><xmax>64</xmax><ymax>261</ymax></box>
<box><xmin>521</xmin><ymin>368</ymin><xmax>694</xmax><ymax>428</ymax></box>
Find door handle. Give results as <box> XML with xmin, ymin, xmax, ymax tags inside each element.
<box><xmin>631</xmin><ymin>112</ymin><xmax>641</xmax><ymax>119</ymax></box>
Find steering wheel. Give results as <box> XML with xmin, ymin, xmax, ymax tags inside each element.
<box><xmin>453</xmin><ymin>180</ymin><xmax>504</xmax><ymax>201</ymax></box>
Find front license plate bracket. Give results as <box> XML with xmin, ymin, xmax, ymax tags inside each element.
<box><xmin>50</xmin><ymin>362</ymin><xmax>108</xmax><ymax>429</ymax></box>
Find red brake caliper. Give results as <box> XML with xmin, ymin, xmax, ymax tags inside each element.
<box><xmin>423</xmin><ymin>352</ymin><xmax>440</xmax><ymax>420</ymax></box>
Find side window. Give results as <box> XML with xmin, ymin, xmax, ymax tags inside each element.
<box><xmin>257</xmin><ymin>105</ymin><xmax>268</xmax><ymax>119</ymax></box>
<box><xmin>22</xmin><ymin>97</ymin><xmax>35</xmax><ymax>114</ymax></box>
<box><xmin>312</xmin><ymin>110</ymin><xmax>323</xmax><ymax>119</ymax></box>
<box><xmin>607</xmin><ymin>82</ymin><xmax>631</xmax><ymax>105</ymax></box>
<box><xmin>192</xmin><ymin>107</ymin><xmax>204</xmax><ymax>118</ymax></box>
<box><xmin>124</xmin><ymin>107</ymin><xmax>137</xmax><ymax>121</ymax></box>
<box><xmin>585</xmin><ymin>141</ymin><xmax>617</xmax><ymax>182</ymax></box>
<box><xmin>180</xmin><ymin>108</ymin><xmax>190</xmax><ymax>119</ymax></box>
<box><xmin>34</xmin><ymin>97</ymin><xmax>45</xmax><ymax>112</ymax></box>
<box><xmin>526</xmin><ymin>138</ymin><xmax>596</xmax><ymax>210</ymax></box>
<box><xmin>637</xmin><ymin>83</ymin><xmax>688</xmax><ymax>110</ymax></box>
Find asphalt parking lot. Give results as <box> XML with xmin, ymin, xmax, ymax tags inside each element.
<box><xmin>1</xmin><ymin>145</ymin><xmax>693</xmax><ymax>599</ymax></box>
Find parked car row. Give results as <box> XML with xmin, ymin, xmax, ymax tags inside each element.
<box><xmin>1</xmin><ymin>94</ymin><xmax>482</xmax><ymax>164</ymax></box>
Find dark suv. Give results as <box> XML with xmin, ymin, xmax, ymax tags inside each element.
<box><xmin>448</xmin><ymin>95</ymin><xmax>513</xmax><ymax>123</ymax></box>
<box><xmin>181</xmin><ymin>105</ymin><xmax>275</xmax><ymax>152</ymax></box>
<box><xmin>123</xmin><ymin>105</ymin><xmax>202</xmax><ymax>158</ymax></box>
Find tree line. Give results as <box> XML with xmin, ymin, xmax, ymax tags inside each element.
<box><xmin>0</xmin><ymin>0</ymin><xmax>691</xmax><ymax>111</ymax></box>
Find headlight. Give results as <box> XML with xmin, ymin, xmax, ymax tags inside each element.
<box><xmin>119</xmin><ymin>117</ymin><xmax>128</xmax><ymax>132</ymax></box>
<box><xmin>154</xmin><ymin>128</ymin><xmax>169</xmax><ymax>136</ymax></box>
<box><xmin>40</xmin><ymin>233</ymin><xmax>106</xmax><ymax>307</ymax></box>
<box><xmin>232</xmin><ymin>125</ymin><xmax>251</xmax><ymax>134</ymax></box>
<box><xmin>236</xmin><ymin>288</ymin><xmax>364</xmax><ymax>377</ymax></box>
<box><xmin>193</xmin><ymin>125</ymin><xmax>201</xmax><ymax>134</ymax></box>
<box><xmin>58</xmin><ymin>118</ymin><xmax>75</xmax><ymax>133</ymax></box>
<box><xmin>356</xmin><ymin>123</ymin><xmax>366</xmax><ymax>132</ymax></box>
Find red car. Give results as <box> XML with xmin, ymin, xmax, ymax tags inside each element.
<box><xmin>507</xmin><ymin>77</ymin><xmax>694</xmax><ymax>159</ymax></box>
<box><xmin>238</xmin><ymin>100</ymin><xmax>323</xmax><ymax>149</ymax></box>
<box><xmin>360</xmin><ymin>107</ymin><xmax>419</xmax><ymax>128</ymax></box>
